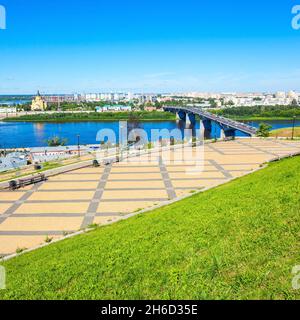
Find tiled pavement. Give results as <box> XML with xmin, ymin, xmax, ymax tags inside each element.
<box><xmin>1</xmin><ymin>138</ymin><xmax>300</xmax><ymax>255</ymax></box>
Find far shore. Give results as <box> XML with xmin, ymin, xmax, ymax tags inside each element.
<box><xmin>224</xmin><ymin>116</ymin><xmax>300</xmax><ymax>122</ymax></box>
<box><xmin>2</xmin><ymin>111</ymin><xmax>176</xmax><ymax>123</ymax></box>
<box><xmin>3</xmin><ymin>114</ymin><xmax>300</xmax><ymax>123</ymax></box>
<box><xmin>3</xmin><ymin>118</ymin><xmax>176</xmax><ymax>123</ymax></box>
<box><xmin>270</xmin><ymin>126</ymin><xmax>300</xmax><ymax>138</ymax></box>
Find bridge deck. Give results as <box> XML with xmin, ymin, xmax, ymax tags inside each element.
<box><xmin>164</xmin><ymin>106</ymin><xmax>257</xmax><ymax>136</ymax></box>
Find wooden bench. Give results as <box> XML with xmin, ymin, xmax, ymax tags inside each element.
<box><xmin>9</xmin><ymin>174</ymin><xmax>47</xmax><ymax>190</ymax></box>
<box><xmin>102</xmin><ymin>156</ymin><xmax>120</xmax><ymax>166</ymax></box>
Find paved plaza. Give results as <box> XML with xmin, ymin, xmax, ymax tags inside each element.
<box><xmin>1</xmin><ymin>138</ymin><xmax>300</xmax><ymax>255</ymax></box>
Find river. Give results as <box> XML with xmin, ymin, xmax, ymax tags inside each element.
<box><xmin>0</xmin><ymin>119</ymin><xmax>299</xmax><ymax>149</ymax></box>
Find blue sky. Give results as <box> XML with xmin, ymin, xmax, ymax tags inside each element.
<box><xmin>0</xmin><ymin>0</ymin><xmax>299</xmax><ymax>94</ymax></box>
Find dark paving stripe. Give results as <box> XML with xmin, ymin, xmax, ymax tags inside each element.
<box><xmin>81</xmin><ymin>165</ymin><xmax>112</xmax><ymax>228</ymax></box>
<box><xmin>235</xmin><ymin>140</ymin><xmax>278</xmax><ymax>156</ymax></box>
<box><xmin>62</xmin><ymin>172</ymin><xmax>104</xmax><ymax>175</ymax></box>
<box><xmin>0</xmin><ymin>231</ymin><xmax>73</xmax><ymax>236</ymax></box>
<box><xmin>34</xmin><ymin>189</ymin><xmax>97</xmax><ymax>192</ymax></box>
<box><xmin>172</xmin><ymin>177</ymin><xmax>227</xmax><ymax>181</ymax></box>
<box><xmin>159</xmin><ymin>157</ymin><xmax>177</xmax><ymax>200</ymax></box>
<box><xmin>227</xmin><ymin>169</ymin><xmax>253</xmax><ymax>172</ymax></box>
<box><xmin>112</xmin><ymin>165</ymin><xmax>160</xmax><ymax>168</ymax></box>
<box><xmin>208</xmin><ymin>160</ymin><xmax>233</xmax><ymax>179</ymax></box>
<box><xmin>107</xmin><ymin>178</ymin><xmax>163</xmax><ymax>182</ymax></box>
<box><xmin>11</xmin><ymin>213</ymin><xmax>85</xmax><ymax>218</ymax></box>
<box><xmin>221</xmin><ymin>152</ymin><xmax>270</xmax><ymax>156</ymax></box>
<box><xmin>165</xmin><ymin>164</ymin><xmax>207</xmax><ymax>167</ymax></box>
<box><xmin>110</xmin><ymin>171</ymin><xmax>160</xmax><ymax>175</ymax></box>
<box><xmin>167</xmin><ymin>169</ymin><xmax>220</xmax><ymax>173</ymax></box>
<box><xmin>218</xmin><ymin>162</ymin><xmax>261</xmax><ymax>166</ymax></box>
<box><xmin>47</xmin><ymin>180</ymin><xmax>100</xmax><ymax>183</ymax></box>
<box><xmin>25</xmin><ymin>200</ymin><xmax>91</xmax><ymax>204</ymax></box>
<box><xmin>100</xmin><ymin>198</ymin><xmax>168</xmax><ymax>202</ymax></box>
<box><xmin>175</xmin><ymin>187</ymin><xmax>205</xmax><ymax>190</ymax></box>
<box><xmin>35</xmin><ymin>187</ymin><xmax>168</xmax><ymax>192</ymax></box>
<box><xmin>0</xmin><ymin>183</ymin><xmax>44</xmax><ymax>225</ymax></box>
<box><xmin>206</xmin><ymin>144</ymin><xmax>225</xmax><ymax>155</ymax></box>
<box><xmin>103</xmin><ymin>188</ymin><xmax>167</xmax><ymax>191</ymax></box>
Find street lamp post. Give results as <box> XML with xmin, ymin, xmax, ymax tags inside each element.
<box><xmin>77</xmin><ymin>134</ymin><xmax>80</xmax><ymax>157</ymax></box>
<box><xmin>292</xmin><ymin>116</ymin><xmax>296</xmax><ymax>140</ymax></box>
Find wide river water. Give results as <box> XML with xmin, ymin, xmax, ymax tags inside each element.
<box><xmin>0</xmin><ymin>119</ymin><xmax>299</xmax><ymax>148</ymax></box>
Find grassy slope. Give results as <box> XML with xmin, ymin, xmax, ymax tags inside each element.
<box><xmin>1</xmin><ymin>157</ymin><xmax>300</xmax><ymax>300</ymax></box>
<box><xmin>270</xmin><ymin>127</ymin><xmax>300</xmax><ymax>138</ymax></box>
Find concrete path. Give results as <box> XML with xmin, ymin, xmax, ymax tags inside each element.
<box><xmin>1</xmin><ymin>138</ymin><xmax>300</xmax><ymax>255</ymax></box>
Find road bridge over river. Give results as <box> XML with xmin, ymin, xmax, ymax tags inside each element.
<box><xmin>164</xmin><ymin>106</ymin><xmax>257</xmax><ymax>138</ymax></box>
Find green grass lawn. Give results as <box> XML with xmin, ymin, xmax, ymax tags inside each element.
<box><xmin>1</xmin><ymin>157</ymin><xmax>300</xmax><ymax>300</ymax></box>
<box><xmin>270</xmin><ymin>127</ymin><xmax>300</xmax><ymax>138</ymax></box>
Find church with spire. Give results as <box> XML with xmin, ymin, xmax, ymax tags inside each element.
<box><xmin>31</xmin><ymin>91</ymin><xmax>47</xmax><ymax>111</ymax></box>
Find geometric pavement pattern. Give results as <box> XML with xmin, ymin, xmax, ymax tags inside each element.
<box><xmin>1</xmin><ymin>138</ymin><xmax>300</xmax><ymax>255</ymax></box>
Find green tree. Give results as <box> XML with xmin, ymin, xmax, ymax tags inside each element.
<box><xmin>46</xmin><ymin>136</ymin><xmax>68</xmax><ymax>147</ymax></box>
<box><xmin>256</xmin><ymin>123</ymin><xmax>272</xmax><ymax>137</ymax></box>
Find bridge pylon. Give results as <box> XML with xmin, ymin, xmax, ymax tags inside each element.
<box><xmin>176</xmin><ymin>111</ymin><xmax>186</xmax><ymax>121</ymax></box>
<box><xmin>220</xmin><ymin>126</ymin><xmax>236</xmax><ymax>139</ymax></box>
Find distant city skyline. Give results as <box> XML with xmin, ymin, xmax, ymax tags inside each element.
<box><xmin>0</xmin><ymin>1</ymin><xmax>300</xmax><ymax>94</ymax></box>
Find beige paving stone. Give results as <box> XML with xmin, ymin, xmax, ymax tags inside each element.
<box><xmin>0</xmin><ymin>235</ymin><xmax>60</xmax><ymax>254</ymax></box>
<box><xmin>18</xmin><ymin>186</ymin><xmax>33</xmax><ymax>191</ymax></box>
<box><xmin>172</xmin><ymin>179</ymin><xmax>225</xmax><ymax>189</ymax></box>
<box><xmin>111</xmin><ymin>166</ymin><xmax>160</xmax><ymax>173</ymax></box>
<box><xmin>0</xmin><ymin>203</ymin><xmax>12</xmax><ymax>214</ymax></box>
<box><xmin>39</xmin><ymin>181</ymin><xmax>99</xmax><ymax>190</ymax></box>
<box><xmin>125</xmin><ymin>155</ymin><xmax>158</xmax><ymax>167</ymax></box>
<box><xmin>0</xmin><ymin>217</ymin><xmax>82</xmax><ymax>231</ymax></box>
<box><xmin>49</xmin><ymin>174</ymin><xmax>101</xmax><ymax>181</ymax></box>
<box><xmin>163</xmin><ymin>160</ymin><xmax>200</xmax><ymax>166</ymax></box>
<box><xmin>169</xmin><ymin>171</ymin><xmax>225</xmax><ymax>179</ymax></box>
<box><xmin>222</xmin><ymin>164</ymin><xmax>260</xmax><ymax>171</ymax></box>
<box><xmin>166</xmin><ymin>165</ymin><xmax>211</xmax><ymax>172</ymax></box>
<box><xmin>102</xmin><ymin>189</ymin><xmax>168</xmax><ymax>200</ymax></box>
<box><xmin>162</xmin><ymin>153</ymin><xmax>204</xmax><ymax>163</ymax></box>
<box><xmin>15</xmin><ymin>202</ymin><xmax>89</xmax><ymax>214</ymax></box>
<box><xmin>105</xmin><ymin>180</ymin><xmax>165</xmax><ymax>189</ymax></box>
<box><xmin>0</xmin><ymin>192</ymin><xmax>26</xmax><ymax>201</ymax></box>
<box><xmin>108</xmin><ymin>173</ymin><xmax>162</xmax><ymax>180</ymax></box>
<box><xmin>72</xmin><ymin>168</ymin><xmax>104</xmax><ymax>174</ymax></box>
<box><xmin>97</xmin><ymin>201</ymin><xmax>158</xmax><ymax>214</ymax></box>
<box><xmin>211</xmin><ymin>155</ymin><xmax>272</xmax><ymax>164</ymax></box>
<box><xmin>27</xmin><ymin>191</ymin><xmax>95</xmax><ymax>201</ymax></box>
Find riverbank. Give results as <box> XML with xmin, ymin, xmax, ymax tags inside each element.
<box><xmin>3</xmin><ymin>111</ymin><xmax>176</xmax><ymax>122</ymax></box>
<box><xmin>270</xmin><ymin>126</ymin><xmax>300</xmax><ymax>138</ymax></box>
<box><xmin>230</xmin><ymin>116</ymin><xmax>300</xmax><ymax>121</ymax></box>
<box><xmin>210</xmin><ymin>105</ymin><xmax>300</xmax><ymax>121</ymax></box>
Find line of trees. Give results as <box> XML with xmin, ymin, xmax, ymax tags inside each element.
<box><xmin>5</xmin><ymin>111</ymin><xmax>176</xmax><ymax>122</ymax></box>
<box><xmin>214</xmin><ymin>105</ymin><xmax>300</xmax><ymax>118</ymax></box>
